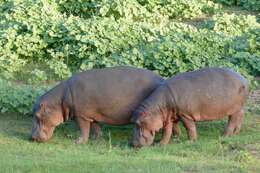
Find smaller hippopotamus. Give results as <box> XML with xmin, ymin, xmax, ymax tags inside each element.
<box><xmin>130</xmin><ymin>68</ymin><xmax>248</xmax><ymax>147</ymax></box>
<box><xmin>31</xmin><ymin>66</ymin><xmax>165</xmax><ymax>144</ymax></box>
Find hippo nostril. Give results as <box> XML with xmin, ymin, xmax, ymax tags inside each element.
<box><xmin>31</xmin><ymin>135</ymin><xmax>39</xmax><ymax>142</ymax></box>
<box><xmin>129</xmin><ymin>140</ymin><xmax>141</xmax><ymax>148</ymax></box>
<box><xmin>31</xmin><ymin>137</ymin><xmax>36</xmax><ymax>142</ymax></box>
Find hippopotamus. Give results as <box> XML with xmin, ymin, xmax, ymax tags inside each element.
<box><xmin>31</xmin><ymin>66</ymin><xmax>165</xmax><ymax>144</ymax></box>
<box><xmin>130</xmin><ymin>67</ymin><xmax>249</xmax><ymax>147</ymax></box>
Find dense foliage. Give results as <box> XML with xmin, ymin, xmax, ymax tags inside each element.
<box><xmin>0</xmin><ymin>79</ymin><xmax>48</xmax><ymax>115</ymax></box>
<box><xmin>213</xmin><ymin>0</ymin><xmax>260</xmax><ymax>12</ymax></box>
<box><xmin>0</xmin><ymin>0</ymin><xmax>259</xmax><ymax>115</ymax></box>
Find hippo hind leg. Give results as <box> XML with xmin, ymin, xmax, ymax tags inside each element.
<box><xmin>224</xmin><ymin>109</ymin><xmax>244</xmax><ymax>137</ymax></box>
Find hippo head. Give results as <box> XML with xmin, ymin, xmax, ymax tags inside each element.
<box><xmin>31</xmin><ymin>100</ymin><xmax>64</xmax><ymax>142</ymax></box>
<box><xmin>130</xmin><ymin>110</ymin><xmax>164</xmax><ymax>147</ymax></box>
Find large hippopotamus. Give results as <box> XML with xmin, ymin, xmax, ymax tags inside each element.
<box><xmin>31</xmin><ymin>66</ymin><xmax>165</xmax><ymax>144</ymax></box>
<box><xmin>130</xmin><ymin>68</ymin><xmax>249</xmax><ymax>147</ymax></box>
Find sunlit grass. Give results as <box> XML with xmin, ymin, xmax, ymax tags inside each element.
<box><xmin>0</xmin><ymin>102</ymin><xmax>259</xmax><ymax>173</ymax></box>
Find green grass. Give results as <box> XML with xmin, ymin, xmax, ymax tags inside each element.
<box><xmin>0</xmin><ymin>103</ymin><xmax>259</xmax><ymax>173</ymax></box>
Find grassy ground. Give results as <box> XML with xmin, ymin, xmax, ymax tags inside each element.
<box><xmin>0</xmin><ymin>101</ymin><xmax>259</xmax><ymax>173</ymax></box>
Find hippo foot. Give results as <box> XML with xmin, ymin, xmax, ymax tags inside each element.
<box><xmin>186</xmin><ymin>139</ymin><xmax>196</xmax><ymax>143</ymax></box>
<box><xmin>159</xmin><ymin>140</ymin><xmax>169</xmax><ymax>145</ymax></box>
<box><xmin>75</xmin><ymin>137</ymin><xmax>88</xmax><ymax>144</ymax></box>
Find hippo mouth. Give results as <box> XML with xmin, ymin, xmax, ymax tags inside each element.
<box><xmin>130</xmin><ymin>126</ymin><xmax>155</xmax><ymax>147</ymax></box>
<box><xmin>31</xmin><ymin>133</ymin><xmax>49</xmax><ymax>142</ymax></box>
<box><xmin>31</xmin><ymin>126</ymin><xmax>55</xmax><ymax>143</ymax></box>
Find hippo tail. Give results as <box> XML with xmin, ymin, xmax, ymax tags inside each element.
<box><xmin>238</xmin><ymin>79</ymin><xmax>249</xmax><ymax>101</ymax></box>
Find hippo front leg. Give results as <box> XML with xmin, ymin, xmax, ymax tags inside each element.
<box><xmin>172</xmin><ymin>120</ymin><xmax>181</xmax><ymax>137</ymax></box>
<box><xmin>75</xmin><ymin>116</ymin><xmax>91</xmax><ymax>144</ymax></box>
<box><xmin>160</xmin><ymin>120</ymin><xmax>173</xmax><ymax>145</ymax></box>
<box><xmin>180</xmin><ymin>115</ymin><xmax>197</xmax><ymax>140</ymax></box>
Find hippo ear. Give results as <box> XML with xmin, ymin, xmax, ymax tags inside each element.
<box><xmin>40</xmin><ymin>101</ymin><xmax>47</xmax><ymax>112</ymax></box>
<box><xmin>40</xmin><ymin>102</ymin><xmax>45</xmax><ymax>109</ymax></box>
<box><xmin>40</xmin><ymin>101</ymin><xmax>51</xmax><ymax>114</ymax></box>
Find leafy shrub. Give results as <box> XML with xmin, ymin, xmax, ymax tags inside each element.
<box><xmin>55</xmin><ymin>0</ymin><xmax>99</xmax><ymax>18</ymax></box>
<box><xmin>140</xmin><ymin>0</ymin><xmax>220</xmax><ymax>20</ymax></box>
<box><xmin>0</xmin><ymin>0</ymin><xmax>201</xmax><ymax>80</ymax></box>
<box><xmin>227</xmin><ymin>28</ymin><xmax>260</xmax><ymax>76</ymax></box>
<box><xmin>199</xmin><ymin>13</ymin><xmax>260</xmax><ymax>35</ymax></box>
<box><xmin>0</xmin><ymin>0</ymin><xmax>70</xmax><ymax>81</ymax></box>
<box><xmin>55</xmin><ymin>0</ymin><xmax>220</xmax><ymax>20</ymax></box>
<box><xmin>28</xmin><ymin>69</ymin><xmax>48</xmax><ymax>84</ymax></box>
<box><xmin>0</xmin><ymin>0</ymin><xmax>259</xmax><ymax>86</ymax></box>
<box><xmin>213</xmin><ymin>0</ymin><xmax>260</xmax><ymax>12</ymax></box>
<box><xmin>212</xmin><ymin>13</ymin><xmax>260</xmax><ymax>36</ymax></box>
<box><xmin>0</xmin><ymin>79</ymin><xmax>48</xmax><ymax>115</ymax></box>
<box><xmin>131</xmin><ymin>28</ymin><xmax>258</xmax><ymax>81</ymax></box>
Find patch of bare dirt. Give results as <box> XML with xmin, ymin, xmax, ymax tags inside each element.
<box><xmin>249</xmin><ymin>89</ymin><xmax>260</xmax><ymax>104</ymax></box>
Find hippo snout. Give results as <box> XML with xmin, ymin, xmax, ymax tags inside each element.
<box><xmin>31</xmin><ymin>135</ymin><xmax>48</xmax><ymax>142</ymax></box>
<box><xmin>129</xmin><ymin>139</ymin><xmax>142</xmax><ymax>148</ymax></box>
<box><xmin>31</xmin><ymin>135</ymin><xmax>41</xmax><ymax>142</ymax></box>
<box><xmin>31</xmin><ymin>130</ymin><xmax>48</xmax><ymax>142</ymax></box>
<box><xmin>130</xmin><ymin>126</ymin><xmax>155</xmax><ymax>147</ymax></box>
<box><xmin>129</xmin><ymin>137</ymin><xmax>141</xmax><ymax>148</ymax></box>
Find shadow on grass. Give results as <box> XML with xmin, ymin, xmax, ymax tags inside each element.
<box><xmin>0</xmin><ymin>114</ymin><xmax>33</xmax><ymax>142</ymax></box>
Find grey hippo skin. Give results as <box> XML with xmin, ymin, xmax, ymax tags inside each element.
<box><xmin>31</xmin><ymin>66</ymin><xmax>164</xmax><ymax>144</ymax></box>
<box><xmin>130</xmin><ymin>67</ymin><xmax>249</xmax><ymax>147</ymax></box>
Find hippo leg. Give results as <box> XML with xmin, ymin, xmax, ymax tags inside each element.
<box><xmin>181</xmin><ymin>115</ymin><xmax>197</xmax><ymax>140</ymax></box>
<box><xmin>90</xmin><ymin>122</ymin><xmax>102</xmax><ymax>140</ymax></box>
<box><xmin>75</xmin><ymin>116</ymin><xmax>91</xmax><ymax>144</ymax></box>
<box><xmin>172</xmin><ymin>120</ymin><xmax>181</xmax><ymax>137</ymax></box>
<box><xmin>160</xmin><ymin>121</ymin><xmax>173</xmax><ymax>145</ymax></box>
<box><xmin>224</xmin><ymin>109</ymin><xmax>244</xmax><ymax>137</ymax></box>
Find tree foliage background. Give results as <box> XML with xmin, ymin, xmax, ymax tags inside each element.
<box><xmin>0</xmin><ymin>0</ymin><xmax>259</xmax><ymax>114</ymax></box>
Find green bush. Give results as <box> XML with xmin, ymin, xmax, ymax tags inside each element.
<box><xmin>0</xmin><ymin>0</ymin><xmax>70</xmax><ymax>81</ymax></box>
<box><xmin>0</xmin><ymin>0</ymin><xmax>259</xmax><ymax>88</ymax></box>
<box><xmin>212</xmin><ymin>13</ymin><xmax>260</xmax><ymax>36</ymax></box>
<box><xmin>213</xmin><ymin>0</ymin><xmax>260</xmax><ymax>12</ymax></box>
<box><xmin>55</xmin><ymin>0</ymin><xmax>220</xmax><ymax>20</ymax></box>
<box><xmin>1</xmin><ymin>0</ymin><xmax>212</xmax><ymax>81</ymax></box>
<box><xmin>199</xmin><ymin>13</ymin><xmax>260</xmax><ymax>36</ymax></box>
<box><xmin>0</xmin><ymin>79</ymin><xmax>48</xmax><ymax>115</ymax></box>
<box><xmin>227</xmin><ymin>28</ymin><xmax>260</xmax><ymax>76</ymax></box>
<box><xmin>138</xmin><ymin>0</ymin><xmax>220</xmax><ymax>20</ymax></box>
